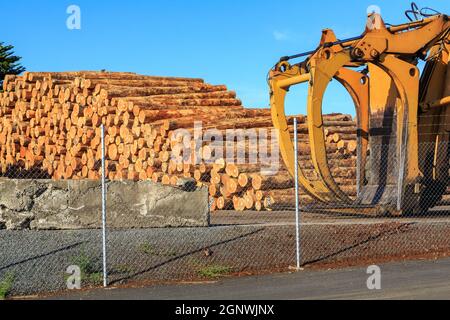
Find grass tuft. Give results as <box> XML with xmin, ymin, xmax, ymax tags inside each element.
<box><xmin>0</xmin><ymin>273</ymin><xmax>15</xmax><ymax>300</ymax></box>
<box><xmin>138</xmin><ymin>242</ymin><xmax>177</xmax><ymax>257</ymax></box>
<box><xmin>198</xmin><ymin>265</ymin><xmax>232</xmax><ymax>278</ymax></box>
<box><xmin>70</xmin><ymin>251</ymin><xmax>102</xmax><ymax>285</ymax></box>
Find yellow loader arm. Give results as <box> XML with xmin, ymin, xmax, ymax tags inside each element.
<box><xmin>269</xmin><ymin>6</ymin><xmax>450</xmax><ymax>215</ymax></box>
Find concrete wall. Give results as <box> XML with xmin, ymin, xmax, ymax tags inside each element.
<box><xmin>0</xmin><ymin>178</ymin><xmax>209</xmax><ymax>230</ymax></box>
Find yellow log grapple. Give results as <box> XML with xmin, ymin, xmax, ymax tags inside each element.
<box><xmin>269</xmin><ymin>3</ymin><xmax>450</xmax><ymax>215</ymax></box>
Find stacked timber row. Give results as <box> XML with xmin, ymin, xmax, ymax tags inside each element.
<box><xmin>207</xmin><ymin>115</ymin><xmax>358</xmax><ymax>211</ymax></box>
<box><xmin>0</xmin><ymin>71</ymin><xmax>358</xmax><ymax>211</ymax></box>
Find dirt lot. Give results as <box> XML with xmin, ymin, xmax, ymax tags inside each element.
<box><xmin>2</xmin><ymin>210</ymin><xmax>450</xmax><ymax>297</ymax></box>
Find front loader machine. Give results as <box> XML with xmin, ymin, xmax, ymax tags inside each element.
<box><xmin>269</xmin><ymin>4</ymin><xmax>450</xmax><ymax>215</ymax></box>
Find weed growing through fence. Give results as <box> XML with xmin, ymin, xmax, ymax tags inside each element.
<box><xmin>0</xmin><ymin>273</ymin><xmax>15</xmax><ymax>300</ymax></box>
<box><xmin>138</xmin><ymin>242</ymin><xmax>178</xmax><ymax>257</ymax></box>
<box><xmin>70</xmin><ymin>251</ymin><xmax>102</xmax><ymax>285</ymax></box>
<box><xmin>198</xmin><ymin>265</ymin><xmax>232</xmax><ymax>278</ymax></box>
<box><xmin>113</xmin><ymin>264</ymin><xmax>136</xmax><ymax>274</ymax></box>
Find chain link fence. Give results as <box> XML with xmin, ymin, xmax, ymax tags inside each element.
<box><xmin>1</xmin><ymin>122</ymin><xmax>450</xmax><ymax>298</ymax></box>
<box><xmin>298</xmin><ymin>138</ymin><xmax>450</xmax><ymax>271</ymax></box>
<box><xmin>103</xmin><ymin>122</ymin><xmax>297</xmax><ymax>288</ymax></box>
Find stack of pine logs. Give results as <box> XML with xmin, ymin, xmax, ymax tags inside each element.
<box><xmin>207</xmin><ymin>114</ymin><xmax>358</xmax><ymax>211</ymax></box>
<box><xmin>0</xmin><ymin>71</ymin><xmax>359</xmax><ymax>211</ymax></box>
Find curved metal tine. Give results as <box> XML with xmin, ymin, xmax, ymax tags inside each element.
<box><xmin>334</xmin><ymin>67</ymin><xmax>370</xmax><ymax>199</ymax></box>
<box><xmin>377</xmin><ymin>55</ymin><xmax>420</xmax><ymax>213</ymax></box>
<box><xmin>269</xmin><ymin>66</ymin><xmax>341</xmax><ymax>203</ymax></box>
<box><xmin>306</xmin><ymin>51</ymin><xmax>354</xmax><ymax>203</ymax></box>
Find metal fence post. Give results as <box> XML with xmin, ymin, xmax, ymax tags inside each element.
<box><xmin>293</xmin><ymin>118</ymin><xmax>301</xmax><ymax>270</ymax></box>
<box><xmin>100</xmin><ymin>124</ymin><xmax>108</xmax><ymax>287</ymax></box>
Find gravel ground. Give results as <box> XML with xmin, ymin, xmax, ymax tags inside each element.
<box><xmin>2</xmin><ymin>211</ymin><xmax>450</xmax><ymax>297</ymax></box>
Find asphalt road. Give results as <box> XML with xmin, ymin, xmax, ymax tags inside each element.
<box><xmin>49</xmin><ymin>257</ymin><xmax>450</xmax><ymax>300</ymax></box>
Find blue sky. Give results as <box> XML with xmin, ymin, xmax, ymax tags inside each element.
<box><xmin>1</xmin><ymin>0</ymin><xmax>449</xmax><ymax>115</ymax></box>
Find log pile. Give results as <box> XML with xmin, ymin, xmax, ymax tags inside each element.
<box><xmin>207</xmin><ymin>115</ymin><xmax>359</xmax><ymax>211</ymax></box>
<box><xmin>0</xmin><ymin>71</ymin><xmax>359</xmax><ymax>211</ymax></box>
